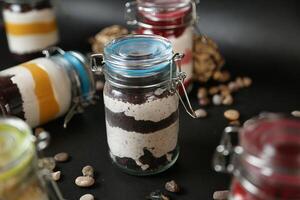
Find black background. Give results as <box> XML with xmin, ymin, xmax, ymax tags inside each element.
<box><xmin>0</xmin><ymin>0</ymin><xmax>300</xmax><ymax>199</ymax></box>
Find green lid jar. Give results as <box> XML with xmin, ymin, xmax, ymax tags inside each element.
<box><xmin>0</xmin><ymin>118</ymin><xmax>64</xmax><ymax>200</ymax></box>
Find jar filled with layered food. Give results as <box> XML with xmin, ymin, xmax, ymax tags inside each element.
<box><xmin>91</xmin><ymin>35</ymin><xmax>198</xmax><ymax>175</ymax></box>
<box><xmin>125</xmin><ymin>0</ymin><xmax>198</xmax><ymax>91</ymax></box>
<box><xmin>213</xmin><ymin>114</ymin><xmax>300</xmax><ymax>200</ymax></box>
<box><xmin>2</xmin><ymin>0</ymin><xmax>59</xmax><ymax>61</ymax></box>
<box><xmin>0</xmin><ymin>118</ymin><xmax>64</xmax><ymax>200</ymax></box>
<box><xmin>0</xmin><ymin>47</ymin><xmax>95</xmax><ymax>128</ymax></box>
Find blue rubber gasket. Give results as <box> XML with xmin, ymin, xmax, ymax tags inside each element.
<box><xmin>63</xmin><ymin>52</ymin><xmax>90</xmax><ymax>98</ymax></box>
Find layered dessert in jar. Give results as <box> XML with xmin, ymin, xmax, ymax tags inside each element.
<box><xmin>2</xmin><ymin>0</ymin><xmax>59</xmax><ymax>61</ymax></box>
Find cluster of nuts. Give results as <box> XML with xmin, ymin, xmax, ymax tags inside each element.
<box><xmin>193</xmin><ymin>35</ymin><xmax>225</xmax><ymax>82</ymax></box>
<box><xmin>90</xmin><ymin>25</ymin><xmax>129</xmax><ymax>54</ymax></box>
<box><xmin>197</xmin><ymin>75</ymin><xmax>252</xmax><ymax>107</ymax></box>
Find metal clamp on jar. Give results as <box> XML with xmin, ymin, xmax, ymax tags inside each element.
<box><xmin>91</xmin><ymin>35</ymin><xmax>199</xmax><ymax>175</ymax></box>
<box><xmin>0</xmin><ymin>118</ymin><xmax>64</xmax><ymax>200</ymax></box>
<box><xmin>0</xmin><ymin>47</ymin><xmax>96</xmax><ymax>128</ymax></box>
<box><xmin>125</xmin><ymin>0</ymin><xmax>200</xmax><ymax>92</ymax></box>
<box><xmin>213</xmin><ymin>113</ymin><xmax>300</xmax><ymax>200</ymax></box>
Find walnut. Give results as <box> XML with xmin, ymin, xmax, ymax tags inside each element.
<box><xmin>193</xmin><ymin>35</ymin><xmax>225</xmax><ymax>82</ymax></box>
<box><xmin>90</xmin><ymin>25</ymin><xmax>129</xmax><ymax>54</ymax></box>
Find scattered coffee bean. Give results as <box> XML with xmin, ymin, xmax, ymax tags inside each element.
<box><xmin>38</xmin><ymin>157</ymin><xmax>56</xmax><ymax>171</ymax></box>
<box><xmin>51</xmin><ymin>171</ymin><xmax>61</xmax><ymax>181</ymax></box>
<box><xmin>198</xmin><ymin>97</ymin><xmax>210</xmax><ymax>106</ymax></box>
<box><xmin>222</xmin><ymin>95</ymin><xmax>233</xmax><ymax>105</ymax></box>
<box><xmin>243</xmin><ymin>77</ymin><xmax>252</xmax><ymax>87</ymax></box>
<box><xmin>209</xmin><ymin>87</ymin><xmax>219</xmax><ymax>95</ymax></box>
<box><xmin>195</xmin><ymin>109</ymin><xmax>208</xmax><ymax>118</ymax></box>
<box><xmin>212</xmin><ymin>94</ymin><xmax>222</xmax><ymax>105</ymax></box>
<box><xmin>165</xmin><ymin>180</ymin><xmax>180</xmax><ymax>193</ymax></box>
<box><xmin>213</xmin><ymin>190</ymin><xmax>229</xmax><ymax>200</ymax></box>
<box><xmin>229</xmin><ymin>120</ymin><xmax>241</xmax><ymax>126</ymax></box>
<box><xmin>219</xmin><ymin>71</ymin><xmax>231</xmax><ymax>82</ymax></box>
<box><xmin>228</xmin><ymin>82</ymin><xmax>238</xmax><ymax>92</ymax></box>
<box><xmin>82</xmin><ymin>165</ymin><xmax>94</xmax><ymax>177</ymax></box>
<box><xmin>291</xmin><ymin>110</ymin><xmax>300</xmax><ymax>118</ymax></box>
<box><xmin>197</xmin><ymin>88</ymin><xmax>207</xmax><ymax>99</ymax></box>
<box><xmin>54</xmin><ymin>152</ymin><xmax>69</xmax><ymax>162</ymax></box>
<box><xmin>224</xmin><ymin>109</ymin><xmax>240</xmax><ymax>121</ymax></box>
<box><xmin>235</xmin><ymin>77</ymin><xmax>244</xmax><ymax>88</ymax></box>
<box><xmin>75</xmin><ymin>176</ymin><xmax>95</xmax><ymax>187</ymax></box>
<box><xmin>80</xmin><ymin>194</ymin><xmax>94</xmax><ymax>200</ymax></box>
<box><xmin>213</xmin><ymin>71</ymin><xmax>223</xmax><ymax>81</ymax></box>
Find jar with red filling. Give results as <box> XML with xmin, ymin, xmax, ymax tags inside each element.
<box><xmin>125</xmin><ymin>0</ymin><xmax>198</xmax><ymax>92</ymax></box>
<box><xmin>213</xmin><ymin>113</ymin><xmax>300</xmax><ymax>200</ymax></box>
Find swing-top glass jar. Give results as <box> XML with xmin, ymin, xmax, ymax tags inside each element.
<box><xmin>125</xmin><ymin>0</ymin><xmax>198</xmax><ymax>91</ymax></box>
<box><xmin>2</xmin><ymin>0</ymin><xmax>59</xmax><ymax>61</ymax></box>
<box><xmin>91</xmin><ymin>35</ymin><xmax>198</xmax><ymax>175</ymax></box>
<box><xmin>213</xmin><ymin>113</ymin><xmax>300</xmax><ymax>200</ymax></box>
<box><xmin>0</xmin><ymin>117</ymin><xmax>64</xmax><ymax>200</ymax></box>
<box><xmin>0</xmin><ymin>47</ymin><xmax>95</xmax><ymax>128</ymax></box>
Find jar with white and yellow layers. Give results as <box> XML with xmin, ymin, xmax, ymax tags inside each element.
<box><xmin>2</xmin><ymin>0</ymin><xmax>59</xmax><ymax>61</ymax></box>
<box><xmin>0</xmin><ymin>47</ymin><xmax>95</xmax><ymax>128</ymax></box>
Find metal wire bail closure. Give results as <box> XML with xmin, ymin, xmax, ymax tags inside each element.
<box><xmin>42</xmin><ymin>47</ymin><xmax>95</xmax><ymax>128</ymax></box>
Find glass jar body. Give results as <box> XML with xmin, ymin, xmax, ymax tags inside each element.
<box><xmin>103</xmin><ymin>83</ymin><xmax>180</xmax><ymax>175</ymax></box>
<box><xmin>0</xmin><ymin>57</ymin><xmax>72</xmax><ymax>127</ymax></box>
<box><xmin>0</xmin><ymin>155</ymin><xmax>49</xmax><ymax>200</ymax></box>
<box><xmin>2</xmin><ymin>0</ymin><xmax>59</xmax><ymax>61</ymax></box>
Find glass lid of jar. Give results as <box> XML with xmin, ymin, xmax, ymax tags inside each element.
<box><xmin>104</xmin><ymin>34</ymin><xmax>173</xmax><ymax>78</ymax></box>
<box><xmin>0</xmin><ymin>118</ymin><xmax>34</xmax><ymax>180</ymax></box>
<box><xmin>137</xmin><ymin>0</ymin><xmax>191</xmax><ymax>11</ymax></box>
<box><xmin>240</xmin><ymin>117</ymin><xmax>300</xmax><ymax>171</ymax></box>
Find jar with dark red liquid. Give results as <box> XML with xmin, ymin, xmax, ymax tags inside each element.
<box><xmin>213</xmin><ymin>114</ymin><xmax>300</xmax><ymax>200</ymax></box>
<box><xmin>2</xmin><ymin>0</ymin><xmax>59</xmax><ymax>61</ymax></box>
<box><xmin>125</xmin><ymin>0</ymin><xmax>197</xmax><ymax>92</ymax></box>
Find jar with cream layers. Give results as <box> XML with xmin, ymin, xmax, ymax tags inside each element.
<box><xmin>0</xmin><ymin>118</ymin><xmax>64</xmax><ymax>200</ymax></box>
<box><xmin>0</xmin><ymin>47</ymin><xmax>95</xmax><ymax>128</ymax></box>
<box><xmin>125</xmin><ymin>0</ymin><xmax>198</xmax><ymax>92</ymax></box>
<box><xmin>91</xmin><ymin>35</ymin><xmax>198</xmax><ymax>175</ymax></box>
<box><xmin>2</xmin><ymin>0</ymin><xmax>59</xmax><ymax>61</ymax></box>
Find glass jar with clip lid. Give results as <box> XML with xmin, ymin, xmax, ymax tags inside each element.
<box><xmin>213</xmin><ymin>113</ymin><xmax>300</xmax><ymax>200</ymax></box>
<box><xmin>91</xmin><ymin>34</ymin><xmax>199</xmax><ymax>175</ymax></box>
<box><xmin>0</xmin><ymin>117</ymin><xmax>64</xmax><ymax>200</ymax></box>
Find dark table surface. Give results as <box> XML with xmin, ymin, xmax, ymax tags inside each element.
<box><xmin>0</xmin><ymin>0</ymin><xmax>300</xmax><ymax>199</ymax></box>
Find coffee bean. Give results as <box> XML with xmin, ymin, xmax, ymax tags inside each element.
<box><xmin>38</xmin><ymin>157</ymin><xmax>56</xmax><ymax>171</ymax></box>
<box><xmin>195</xmin><ymin>109</ymin><xmax>208</xmax><ymax>118</ymax></box>
<box><xmin>243</xmin><ymin>77</ymin><xmax>252</xmax><ymax>87</ymax></box>
<box><xmin>209</xmin><ymin>87</ymin><xmax>219</xmax><ymax>95</ymax></box>
<box><xmin>291</xmin><ymin>110</ymin><xmax>300</xmax><ymax>118</ymax></box>
<box><xmin>165</xmin><ymin>180</ymin><xmax>180</xmax><ymax>193</ymax></box>
<box><xmin>82</xmin><ymin>165</ymin><xmax>94</xmax><ymax>177</ymax></box>
<box><xmin>75</xmin><ymin>176</ymin><xmax>95</xmax><ymax>187</ymax></box>
<box><xmin>228</xmin><ymin>82</ymin><xmax>238</xmax><ymax>92</ymax></box>
<box><xmin>235</xmin><ymin>77</ymin><xmax>244</xmax><ymax>88</ymax></box>
<box><xmin>212</xmin><ymin>94</ymin><xmax>222</xmax><ymax>105</ymax></box>
<box><xmin>222</xmin><ymin>95</ymin><xmax>233</xmax><ymax>105</ymax></box>
<box><xmin>213</xmin><ymin>190</ymin><xmax>229</xmax><ymax>200</ymax></box>
<box><xmin>197</xmin><ymin>88</ymin><xmax>207</xmax><ymax>99</ymax></box>
<box><xmin>224</xmin><ymin>109</ymin><xmax>240</xmax><ymax>121</ymax></box>
<box><xmin>54</xmin><ymin>152</ymin><xmax>69</xmax><ymax>162</ymax></box>
<box><xmin>80</xmin><ymin>194</ymin><xmax>94</xmax><ymax>200</ymax></box>
<box><xmin>51</xmin><ymin>171</ymin><xmax>61</xmax><ymax>181</ymax></box>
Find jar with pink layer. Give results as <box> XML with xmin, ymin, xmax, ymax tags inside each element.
<box><xmin>125</xmin><ymin>0</ymin><xmax>198</xmax><ymax>92</ymax></box>
<box><xmin>213</xmin><ymin>113</ymin><xmax>300</xmax><ymax>200</ymax></box>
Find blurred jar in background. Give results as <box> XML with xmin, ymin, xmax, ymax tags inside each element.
<box><xmin>0</xmin><ymin>47</ymin><xmax>95</xmax><ymax>128</ymax></box>
<box><xmin>2</xmin><ymin>0</ymin><xmax>59</xmax><ymax>61</ymax></box>
<box><xmin>125</xmin><ymin>0</ymin><xmax>198</xmax><ymax>92</ymax></box>
<box><xmin>0</xmin><ymin>118</ymin><xmax>64</xmax><ymax>200</ymax></box>
<box><xmin>213</xmin><ymin>114</ymin><xmax>300</xmax><ymax>200</ymax></box>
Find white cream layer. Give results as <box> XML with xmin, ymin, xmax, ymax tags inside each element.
<box><xmin>106</xmin><ymin>119</ymin><xmax>179</xmax><ymax>161</ymax></box>
<box><xmin>168</xmin><ymin>26</ymin><xmax>194</xmax><ymax>80</ymax></box>
<box><xmin>3</xmin><ymin>9</ymin><xmax>56</xmax><ymax>23</ymax></box>
<box><xmin>6</xmin><ymin>31</ymin><xmax>59</xmax><ymax>54</ymax></box>
<box><xmin>103</xmin><ymin>94</ymin><xmax>179</xmax><ymax>122</ymax></box>
<box><xmin>1</xmin><ymin>58</ymin><xmax>72</xmax><ymax>127</ymax></box>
